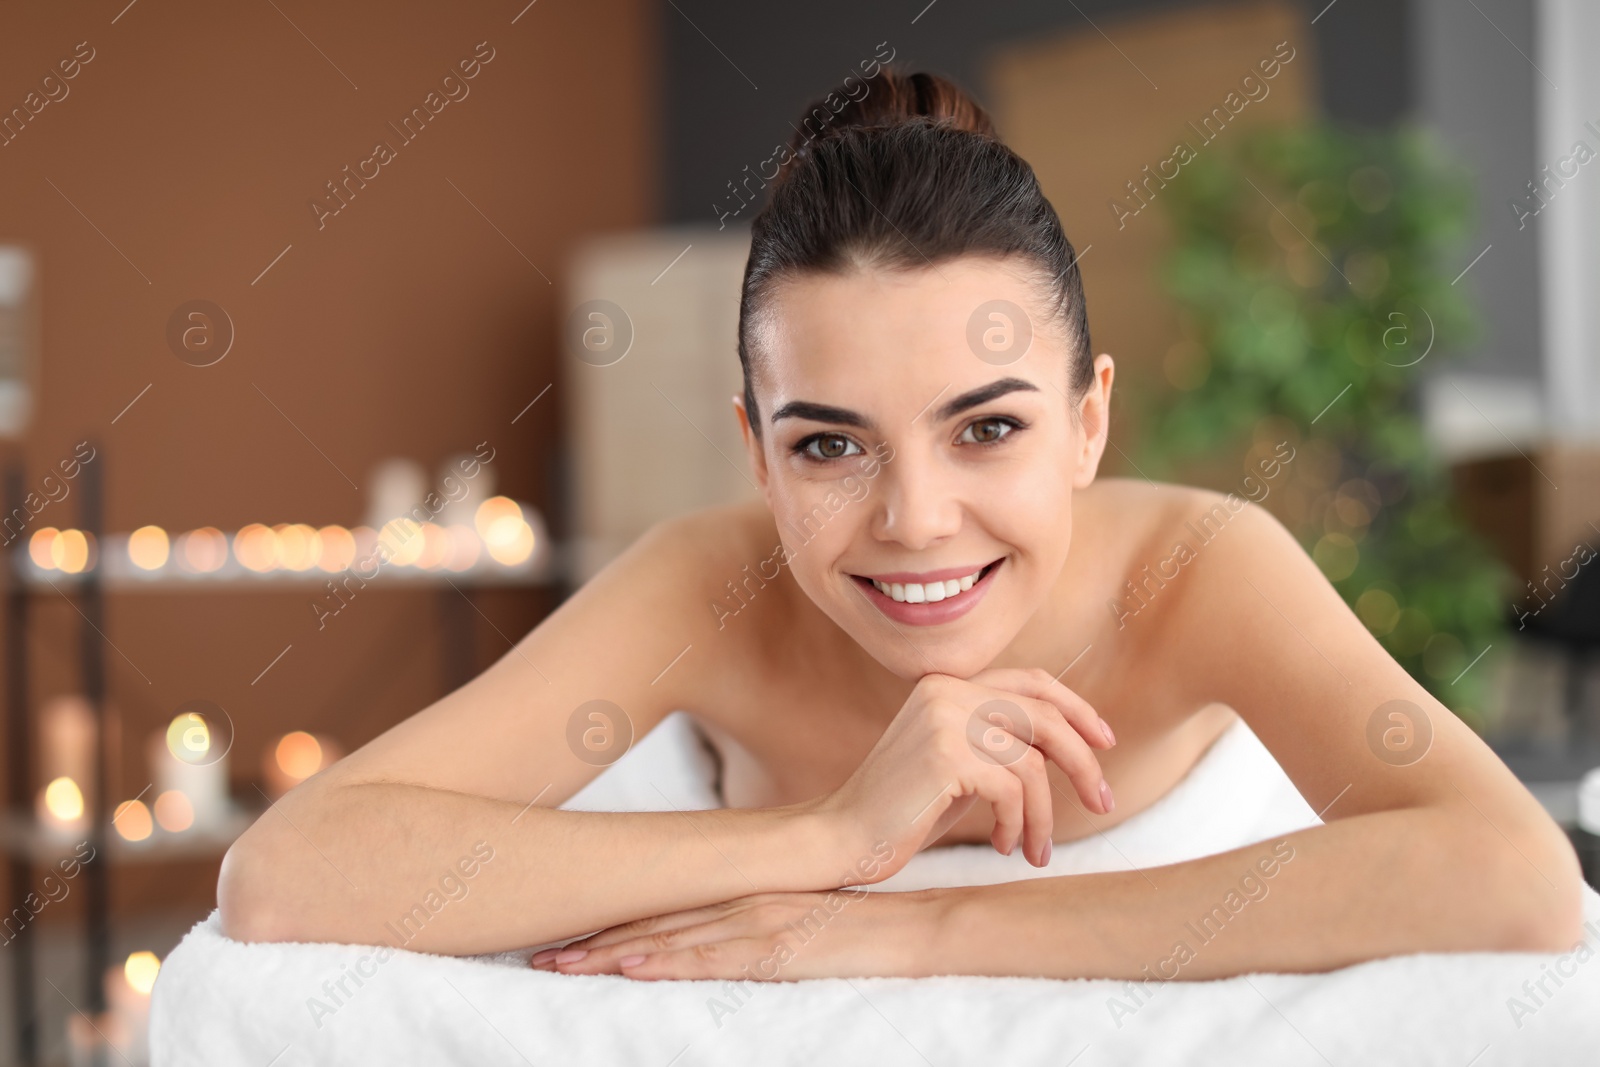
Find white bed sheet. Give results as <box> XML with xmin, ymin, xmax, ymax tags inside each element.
<box><xmin>151</xmin><ymin>711</ymin><xmax>1600</xmax><ymax>1065</ymax></box>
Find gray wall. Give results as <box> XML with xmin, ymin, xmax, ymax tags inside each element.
<box><xmin>1412</xmin><ymin>0</ymin><xmax>1541</xmax><ymax>381</ymax></box>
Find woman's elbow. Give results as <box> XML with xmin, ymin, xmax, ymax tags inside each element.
<box><xmin>1494</xmin><ymin>824</ymin><xmax>1588</xmax><ymax>954</ymax></box>
<box><xmin>216</xmin><ymin>820</ymin><xmax>300</xmax><ymax>944</ymax></box>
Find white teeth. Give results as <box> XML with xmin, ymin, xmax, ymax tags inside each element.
<box><xmin>870</xmin><ymin>566</ymin><xmax>987</xmax><ymax>604</ymax></box>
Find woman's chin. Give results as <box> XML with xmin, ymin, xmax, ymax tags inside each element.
<box><xmin>866</xmin><ymin>636</ymin><xmax>1006</xmax><ymax>682</ymax></box>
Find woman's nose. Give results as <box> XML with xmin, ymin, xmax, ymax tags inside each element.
<box><xmin>871</xmin><ymin>458</ymin><xmax>961</xmax><ymax>551</ymax></box>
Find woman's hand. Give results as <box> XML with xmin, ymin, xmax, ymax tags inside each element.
<box><xmin>812</xmin><ymin>668</ymin><xmax>1115</xmax><ymax>879</ymax></box>
<box><xmin>530</xmin><ymin>887</ymin><xmax>948</xmax><ymax>981</ymax></box>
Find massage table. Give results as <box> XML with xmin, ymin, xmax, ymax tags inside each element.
<box><xmin>152</xmin><ymin>711</ymin><xmax>1600</xmax><ymax>1064</ymax></box>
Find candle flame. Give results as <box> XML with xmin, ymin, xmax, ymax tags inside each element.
<box><xmin>43</xmin><ymin>777</ymin><xmax>84</xmax><ymax>822</ymax></box>
<box><xmin>125</xmin><ymin>951</ymin><xmax>161</xmax><ymax>995</ymax></box>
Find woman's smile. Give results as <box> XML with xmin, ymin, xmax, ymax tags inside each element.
<box><xmin>849</xmin><ymin>557</ymin><xmax>1005</xmax><ymax>626</ymax></box>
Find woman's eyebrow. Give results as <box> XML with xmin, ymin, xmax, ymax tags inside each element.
<box><xmin>769</xmin><ymin>377</ymin><xmax>1040</xmax><ymax>430</ymax></box>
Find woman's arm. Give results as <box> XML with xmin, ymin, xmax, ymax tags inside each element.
<box><xmin>931</xmin><ymin>494</ymin><xmax>1585</xmax><ymax>978</ymax></box>
<box><xmin>543</xmin><ymin>493</ymin><xmax>1586</xmax><ymax>982</ymax></box>
<box><xmin>932</xmin><ymin>804</ymin><xmax>1579</xmax><ymax>981</ymax></box>
<box><xmin>218</xmin><ymin>511</ymin><xmax>854</xmax><ymax>954</ymax></box>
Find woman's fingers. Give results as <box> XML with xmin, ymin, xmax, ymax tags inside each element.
<box><xmin>539</xmin><ymin>912</ymin><xmax>744</xmax><ymax>974</ymax></box>
<box><xmin>1012</xmin><ymin>746</ymin><xmax>1054</xmax><ymax>865</ymax></box>
<box><xmin>970</xmin><ymin>668</ymin><xmax>1116</xmax><ymax>814</ymax></box>
<box><xmin>1014</xmin><ymin>694</ymin><xmax>1113</xmax><ymax>815</ymax></box>
<box><xmin>965</xmin><ymin>688</ymin><xmax>1111</xmax><ymax>817</ymax></box>
<box><xmin>531</xmin><ymin>898</ymin><xmax>753</xmax><ymax>966</ymax></box>
<box><xmin>960</xmin><ymin>736</ymin><xmax>1058</xmax><ymax>865</ymax></box>
<box><xmin>972</xmin><ymin>760</ymin><xmax>1024</xmax><ymax>858</ymax></box>
<box><xmin>972</xmin><ymin>667</ymin><xmax>1115</xmax><ymax>750</ymax></box>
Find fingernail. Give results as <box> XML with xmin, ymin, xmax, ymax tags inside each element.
<box><xmin>555</xmin><ymin>949</ymin><xmax>588</xmax><ymax>964</ymax></box>
<box><xmin>530</xmin><ymin>948</ymin><xmax>561</xmax><ymax>965</ymax></box>
<box><xmin>1042</xmin><ymin>839</ymin><xmax>1052</xmax><ymax>865</ymax></box>
<box><xmin>1099</xmin><ymin>780</ymin><xmax>1115</xmax><ymax>813</ymax></box>
<box><xmin>618</xmin><ymin>954</ymin><xmax>647</xmax><ymax>967</ymax></box>
<box><xmin>1100</xmin><ymin>720</ymin><xmax>1116</xmax><ymax>746</ymax></box>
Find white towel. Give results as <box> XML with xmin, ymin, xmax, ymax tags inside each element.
<box><xmin>150</xmin><ymin>711</ymin><xmax>1600</xmax><ymax>1065</ymax></box>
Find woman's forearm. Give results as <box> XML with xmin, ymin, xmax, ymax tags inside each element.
<box><xmin>218</xmin><ymin>779</ymin><xmax>845</xmax><ymax>954</ymax></box>
<box><xmin>928</xmin><ymin>805</ymin><xmax>1585</xmax><ymax>982</ymax></box>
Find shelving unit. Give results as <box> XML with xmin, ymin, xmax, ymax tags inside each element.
<box><xmin>1</xmin><ymin>445</ymin><xmax>569</xmax><ymax>1066</ymax></box>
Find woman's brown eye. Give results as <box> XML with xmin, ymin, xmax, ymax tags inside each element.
<box><xmin>818</xmin><ymin>435</ymin><xmax>847</xmax><ymax>458</ymax></box>
<box><xmin>969</xmin><ymin>419</ymin><xmax>1004</xmax><ymax>443</ymax></box>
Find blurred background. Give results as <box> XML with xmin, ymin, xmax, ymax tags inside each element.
<box><xmin>2</xmin><ymin>0</ymin><xmax>1598</xmax><ymax>1062</ymax></box>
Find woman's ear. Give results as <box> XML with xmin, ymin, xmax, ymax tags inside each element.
<box><xmin>732</xmin><ymin>394</ymin><xmax>772</xmax><ymax>494</ymax></box>
<box><xmin>1072</xmin><ymin>353</ymin><xmax>1115</xmax><ymax>489</ymax></box>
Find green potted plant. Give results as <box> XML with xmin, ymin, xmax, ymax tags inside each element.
<box><xmin>1133</xmin><ymin>123</ymin><xmax>1511</xmax><ymax>725</ymax></box>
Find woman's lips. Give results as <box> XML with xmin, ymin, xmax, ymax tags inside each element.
<box><xmin>850</xmin><ymin>559</ymin><xmax>1002</xmax><ymax>626</ymax></box>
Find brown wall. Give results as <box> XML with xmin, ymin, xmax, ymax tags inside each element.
<box><xmin>988</xmin><ymin>0</ymin><xmax>1312</xmax><ymax>479</ymax></box>
<box><xmin>0</xmin><ymin>0</ymin><xmax>656</xmax><ymax>917</ymax></box>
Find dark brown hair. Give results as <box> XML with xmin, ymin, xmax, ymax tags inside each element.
<box><xmin>737</xmin><ymin>68</ymin><xmax>1093</xmax><ymax>441</ymax></box>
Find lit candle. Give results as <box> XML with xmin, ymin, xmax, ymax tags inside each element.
<box><xmin>39</xmin><ymin>694</ymin><xmax>95</xmax><ymax>804</ymax></box>
<box><xmin>104</xmin><ymin>952</ymin><xmax>157</xmax><ymax>1064</ymax></box>
<box><xmin>147</xmin><ymin>710</ymin><xmax>229</xmax><ymax>832</ymax></box>
<box><xmin>36</xmin><ymin>775</ymin><xmax>87</xmax><ymax>837</ymax></box>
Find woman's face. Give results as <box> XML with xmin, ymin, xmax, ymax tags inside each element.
<box><xmin>736</xmin><ymin>254</ymin><xmax>1113</xmax><ymax>680</ymax></box>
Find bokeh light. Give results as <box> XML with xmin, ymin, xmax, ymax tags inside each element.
<box><xmin>179</xmin><ymin>528</ymin><xmax>229</xmax><ymax>573</ymax></box>
<box><xmin>128</xmin><ymin>525</ymin><xmax>171</xmax><ymax>570</ymax></box>
<box><xmin>28</xmin><ymin>528</ymin><xmax>58</xmax><ymax>570</ymax></box>
<box><xmin>1332</xmin><ymin>480</ymin><xmax>1378</xmax><ymax>531</ymax></box>
<box><xmin>275</xmin><ymin>523</ymin><xmax>319</xmax><ymax>571</ymax></box>
<box><xmin>154</xmin><ymin>790</ymin><xmax>194</xmax><ymax>833</ymax></box>
<box><xmin>124</xmin><ymin>951</ymin><xmax>161</xmax><ymax>995</ymax></box>
<box><xmin>486</xmin><ymin>520</ymin><xmax>534</xmax><ymax>565</ymax></box>
<box><xmin>234</xmin><ymin>523</ymin><xmax>280</xmax><ymax>572</ymax></box>
<box><xmin>166</xmin><ymin>712</ymin><xmax>212</xmax><ymax>764</ymax></box>
<box><xmin>1388</xmin><ymin>608</ymin><xmax>1434</xmax><ymax>657</ymax></box>
<box><xmin>476</xmin><ymin>498</ymin><xmax>533</xmax><ymax>566</ymax></box>
<box><xmin>275</xmin><ymin>731</ymin><xmax>323</xmax><ymax>781</ymax></box>
<box><xmin>443</xmin><ymin>524</ymin><xmax>481</xmax><ymax>571</ymax></box>
<box><xmin>1312</xmin><ymin>532</ymin><xmax>1358</xmax><ymax>581</ymax></box>
<box><xmin>52</xmin><ymin>529</ymin><xmax>92</xmax><ymax>573</ymax></box>
<box><xmin>113</xmin><ymin>799</ymin><xmax>153</xmax><ymax>842</ymax></box>
<box><xmin>473</xmin><ymin>496</ymin><xmax>520</xmax><ymax>539</ymax></box>
<box><xmin>414</xmin><ymin>523</ymin><xmax>450</xmax><ymax>569</ymax></box>
<box><xmin>1356</xmin><ymin>587</ymin><xmax>1400</xmax><ymax>635</ymax></box>
<box><xmin>379</xmin><ymin>519</ymin><xmax>425</xmax><ymax>566</ymax></box>
<box><xmin>315</xmin><ymin>526</ymin><xmax>356</xmax><ymax>572</ymax></box>
<box><xmin>43</xmin><ymin>776</ymin><xmax>84</xmax><ymax>822</ymax></box>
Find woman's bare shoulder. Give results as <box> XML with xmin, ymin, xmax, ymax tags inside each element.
<box><xmin>608</xmin><ymin>500</ymin><xmax>789</xmax><ymax>708</ymax></box>
<box><xmin>608</xmin><ymin>499</ymin><xmax>785</xmax><ymax>631</ymax></box>
<box><xmin>1080</xmin><ymin>475</ymin><xmax>1236</xmax><ymax>515</ymax></box>
<box><xmin>1076</xmin><ymin>476</ymin><xmax>1240</xmax><ymax>558</ymax></box>
<box><xmin>643</xmin><ymin>499</ymin><xmax>779</xmax><ymax>564</ymax></box>
<box><xmin>625</xmin><ymin>499</ymin><xmax>784</xmax><ymax>612</ymax></box>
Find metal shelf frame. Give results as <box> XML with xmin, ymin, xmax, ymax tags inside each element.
<box><xmin>1</xmin><ymin>445</ymin><xmax>569</xmax><ymax>1066</ymax></box>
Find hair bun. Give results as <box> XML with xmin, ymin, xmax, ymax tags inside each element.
<box><xmin>778</xmin><ymin>68</ymin><xmax>995</xmax><ymax>182</ymax></box>
<box><xmin>835</xmin><ymin>67</ymin><xmax>994</xmax><ymax>137</ymax></box>
<box><xmin>739</xmin><ymin>64</ymin><xmax>1093</xmax><ymax>437</ymax></box>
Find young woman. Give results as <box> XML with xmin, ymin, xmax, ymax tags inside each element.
<box><xmin>217</xmin><ymin>69</ymin><xmax>1585</xmax><ymax>982</ymax></box>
